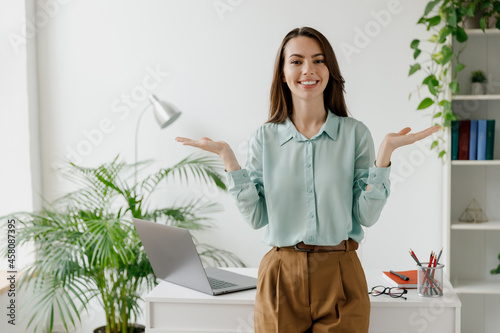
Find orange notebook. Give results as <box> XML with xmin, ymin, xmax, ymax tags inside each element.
<box><xmin>382</xmin><ymin>270</ymin><xmax>418</xmax><ymax>289</ymax></box>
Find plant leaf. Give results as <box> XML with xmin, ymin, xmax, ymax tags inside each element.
<box><xmin>456</xmin><ymin>26</ymin><xmax>468</xmax><ymax>43</ymax></box>
<box><xmin>446</xmin><ymin>7</ymin><xmax>457</xmax><ymax>26</ymax></box>
<box><xmin>428</xmin><ymin>15</ymin><xmax>441</xmax><ymax>28</ymax></box>
<box><xmin>480</xmin><ymin>17</ymin><xmax>486</xmax><ymax>31</ymax></box>
<box><xmin>417</xmin><ymin>98</ymin><xmax>434</xmax><ymax>110</ymax></box>
<box><xmin>431</xmin><ymin>51</ymin><xmax>444</xmax><ymax>64</ymax></box>
<box><xmin>409</xmin><ymin>64</ymin><xmax>421</xmax><ymax>76</ymax></box>
<box><xmin>438</xmin><ymin>26</ymin><xmax>451</xmax><ymax>43</ymax></box>
<box><xmin>424</xmin><ymin>0</ymin><xmax>439</xmax><ymax>15</ymax></box>
<box><xmin>413</xmin><ymin>49</ymin><xmax>422</xmax><ymax>59</ymax></box>
<box><xmin>455</xmin><ymin>62</ymin><xmax>466</xmax><ymax>73</ymax></box>
<box><xmin>441</xmin><ymin>45</ymin><xmax>453</xmax><ymax>65</ymax></box>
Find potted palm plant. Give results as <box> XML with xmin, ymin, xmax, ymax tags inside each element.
<box><xmin>2</xmin><ymin>154</ymin><xmax>244</xmax><ymax>333</ymax></box>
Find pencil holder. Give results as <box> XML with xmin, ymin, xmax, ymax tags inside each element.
<box><xmin>417</xmin><ymin>263</ymin><xmax>444</xmax><ymax>297</ymax></box>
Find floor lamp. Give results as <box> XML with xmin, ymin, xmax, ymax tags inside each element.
<box><xmin>135</xmin><ymin>94</ymin><xmax>182</xmax><ymax>185</ymax></box>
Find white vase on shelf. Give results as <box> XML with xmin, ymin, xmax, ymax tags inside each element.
<box><xmin>471</xmin><ymin>82</ymin><xmax>487</xmax><ymax>95</ymax></box>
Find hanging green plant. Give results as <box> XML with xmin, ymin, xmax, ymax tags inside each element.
<box><xmin>408</xmin><ymin>0</ymin><xmax>500</xmax><ymax>159</ymax></box>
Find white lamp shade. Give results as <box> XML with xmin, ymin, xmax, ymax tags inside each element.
<box><xmin>148</xmin><ymin>94</ymin><xmax>182</xmax><ymax>128</ymax></box>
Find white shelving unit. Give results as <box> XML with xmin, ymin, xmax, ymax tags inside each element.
<box><xmin>453</xmin><ymin>94</ymin><xmax>500</xmax><ymax>100</ymax></box>
<box><xmin>451</xmin><ymin>160</ymin><xmax>500</xmax><ymax>165</ymax></box>
<box><xmin>453</xmin><ymin>280</ymin><xmax>500</xmax><ymax>295</ymax></box>
<box><xmin>444</xmin><ymin>28</ymin><xmax>500</xmax><ymax>333</ymax></box>
<box><xmin>451</xmin><ymin>220</ymin><xmax>500</xmax><ymax>230</ymax></box>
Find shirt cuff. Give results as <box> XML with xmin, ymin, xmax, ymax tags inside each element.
<box><xmin>225</xmin><ymin>168</ymin><xmax>252</xmax><ymax>188</ymax></box>
<box><xmin>368</xmin><ymin>161</ymin><xmax>391</xmax><ymax>184</ymax></box>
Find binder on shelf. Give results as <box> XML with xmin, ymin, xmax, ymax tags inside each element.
<box><xmin>469</xmin><ymin>120</ymin><xmax>478</xmax><ymax>160</ymax></box>
<box><xmin>477</xmin><ymin>120</ymin><xmax>488</xmax><ymax>160</ymax></box>
<box><xmin>451</xmin><ymin>120</ymin><xmax>460</xmax><ymax>160</ymax></box>
<box><xmin>458</xmin><ymin>120</ymin><xmax>470</xmax><ymax>160</ymax></box>
<box><xmin>486</xmin><ymin>119</ymin><xmax>495</xmax><ymax>160</ymax></box>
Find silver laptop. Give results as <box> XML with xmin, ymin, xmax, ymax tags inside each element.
<box><xmin>133</xmin><ymin>218</ymin><xmax>257</xmax><ymax>296</ymax></box>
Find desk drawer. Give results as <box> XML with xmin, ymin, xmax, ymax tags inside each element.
<box><xmin>148</xmin><ymin>301</ymin><xmax>255</xmax><ymax>332</ymax></box>
<box><xmin>370</xmin><ymin>306</ymin><xmax>458</xmax><ymax>333</ymax></box>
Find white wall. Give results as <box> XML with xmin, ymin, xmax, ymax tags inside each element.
<box><xmin>5</xmin><ymin>0</ymin><xmax>446</xmax><ymax>331</ymax></box>
<box><xmin>1</xmin><ymin>1</ymin><xmax>41</xmax><ymax>332</ymax></box>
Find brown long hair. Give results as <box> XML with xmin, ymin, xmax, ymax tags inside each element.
<box><xmin>267</xmin><ymin>27</ymin><xmax>349</xmax><ymax>123</ymax></box>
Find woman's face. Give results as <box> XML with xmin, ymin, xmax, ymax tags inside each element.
<box><xmin>282</xmin><ymin>36</ymin><xmax>329</xmax><ymax>104</ymax></box>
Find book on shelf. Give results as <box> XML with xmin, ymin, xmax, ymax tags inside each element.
<box><xmin>486</xmin><ymin>119</ymin><xmax>496</xmax><ymax>160</ymax></box>
<box><xmin>458</xmin><ymin>120</ymin><xmax>470</xmax><ymax>160</ymax></box>
<box><xmin>451</xmin><ymin>120</ymin><xmax>460</xmax><ymax>160</ymax></box>
<box><xmin>451</xmin><ymin>119</ymin><xmax>495</xmax><ymax>160</ymax></box>
<box><xmin>381</xmin><ymin>270</ymin><xmax>418</xmax><ymax>289</ymax></box>
<box><xmin>477</xmin><ymin>120</ymin><xmax>487</xmax><ymax>160</ymax></box>
<box><xmin>469</xmin><ymin>120</ymin><xmax>478</xmax><ymax>160</ymax></box>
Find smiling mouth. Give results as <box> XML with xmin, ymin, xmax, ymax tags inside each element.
<box><xmin>299</xmin><ymin>80</ymin><xmax>319</xmax><ymax>87</ymax></box>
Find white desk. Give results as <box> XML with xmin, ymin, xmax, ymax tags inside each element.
<box><xmin>145</xmin><ymin>268</ymin><xmax>461</xmax><ymax>333</ymax></box>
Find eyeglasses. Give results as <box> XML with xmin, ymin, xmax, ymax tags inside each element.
<box><xmin>369</xmin><ymin>285</ymin><xmax>408</xmax><ymax>300</ymax></box>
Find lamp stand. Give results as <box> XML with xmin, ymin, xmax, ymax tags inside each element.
<box><xmin>134</xmin><ymin>103</ymin><xmax>152</xmax><ymax>186</ymax></box>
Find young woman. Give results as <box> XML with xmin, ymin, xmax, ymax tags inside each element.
<box><xmin>175</xmin><ymin>27</ymin><xmax>439</xmax><ymax>333</ymax></box>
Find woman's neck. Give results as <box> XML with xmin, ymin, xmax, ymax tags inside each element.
<box><xmin>290</xmin><ymin>98</ymin><xmax>327</xmax><ymax>130</ymax></box>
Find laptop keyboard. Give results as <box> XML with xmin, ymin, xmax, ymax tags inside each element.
<box><xmin>208</xmin><ymin>277</ymin><xmax>237</xmax><ymax>290</ymax></box>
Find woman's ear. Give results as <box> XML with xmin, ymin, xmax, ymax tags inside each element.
<box><xmin>282</xmin><ymin>75</ymin><xmax>286</xmax><ymax>82</ymax></box>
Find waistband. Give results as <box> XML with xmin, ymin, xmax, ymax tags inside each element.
<box><xmin>276</xmin><ymin>238</ymin><xmax>358</xmax><ymax>252</ymax></box>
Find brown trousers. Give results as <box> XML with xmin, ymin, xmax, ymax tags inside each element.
<box><xmin>254</xmin><ymin>246</ymin><xmax>370</xmax><ymax>333</ymax></box>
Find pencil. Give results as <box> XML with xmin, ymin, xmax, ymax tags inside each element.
<box><xmin>424</xmin><ymin>252</ymin><xmax>435</xmax><ymax>295</ymax></box>
<box><xmin>409</xmin><ymin>251</ymin><xmax>419</xmax><ymax>265</ymax></box>
<box><xmin>436</xmin><ymin>248</ymin><xmax>443</xmax><ymax>264</ymax></box>
<box><xmin>410</xmin><ymin>249</ymin><xmax>422</xmax><ymax>266</ymax></box>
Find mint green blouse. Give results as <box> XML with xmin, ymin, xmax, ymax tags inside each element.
<box><xmin>225</xmin><ymin>109</ymin><xmax>391</xmax><ymax>247</ymax></box>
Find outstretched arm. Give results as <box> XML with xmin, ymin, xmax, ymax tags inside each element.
<box><xmin>366</xmin><ymin>125</ymin><xmax>440</xmax><ymax>190</ymax></box>
<box><xmin>175</xmin><ymin>134</ymin><xmax>268</xmax><ymax>230</ymax></box>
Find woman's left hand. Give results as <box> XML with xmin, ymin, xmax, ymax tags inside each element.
<box><xmin>383</xmin><ymin>125</ymin><xmax>441</xmax><ymax>152</ymax></box>
<box><xmin>374</xmin><ymin>125</ymin><xmax>441</xmax><ymax>168</ymax></box>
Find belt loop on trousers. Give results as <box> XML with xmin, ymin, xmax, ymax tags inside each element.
<box><xmin>345</xmin><ymin>239</ymin><xmax>349</xmax><ymax>251</ymax></box>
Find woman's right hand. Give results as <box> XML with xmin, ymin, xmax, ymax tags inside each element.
<box><xmin>174</xmin><ymin>136</ymin><xmax>229</xmax><ymax>156</ymax></box>
<box><xmin>175</xmin><ymin>136</ymin><xmax>241</xmax><ymax>172</ymax></box>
